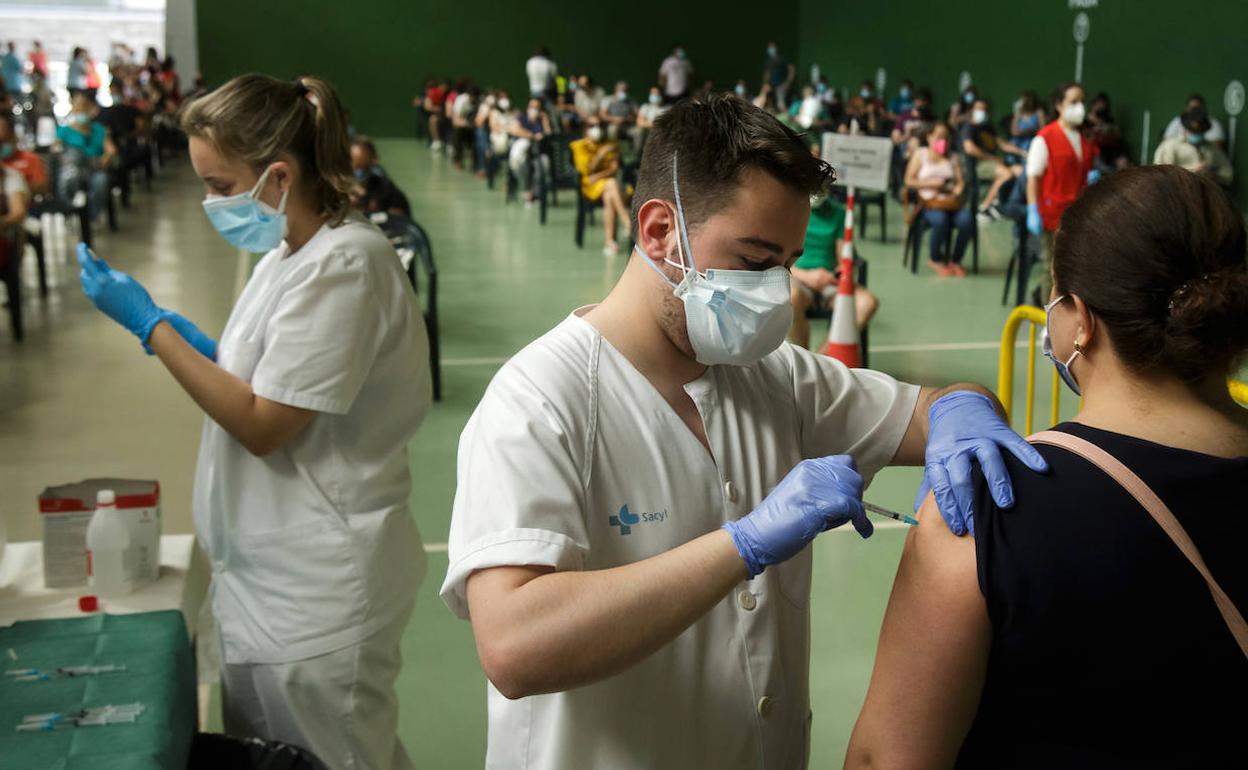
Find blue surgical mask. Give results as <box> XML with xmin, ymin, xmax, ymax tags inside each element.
<box><xmin>0</xmin><ymin>143</ymin><xmax>13</xmax><ymax>160</ymax></box>
<box><xmin>1187</xmin><ymin>132</ymin><xmax>1204</xmax><ymax>145</ymax></box>
<box><xmin>964</xmin><ymin>91</ymin><xmax>975</xmax><ymax>104</ymax></box>
<box><xmin>900</xmin><ymin>87</ymin><xmax>911</xmax><ymax>99</ymax></box>
<box><xmin>815</xmin><ymin>83</ymin><xmax>827</xmax><ymax>95</ymax></box>
<box><xmin>636</xmin><ymin>153</ymin><xmax>793</xmax><ymax>366</ymax></box>
<box><xmin>860</xmin><ymin>88</ymin><xmax>871</xmax><ymax>99</ymax></box>
<box><xmin>201</xmin><ymin>165</ymin><xmax>289</xmax><ymax>253</ymax></box>
<box><xmin>649</xmin><ymin>93</ymin><xmax>662</xmax><ymax>105</ymax></box>
<box><xmin>735</xmin><ymin>84</ymin><xmax>747</xmax><ymax>97</ymax></box>
<box><xmin>73</xmin><ymin>113</ymin><xmax>91</xmax><ymax>126</ymax></box>
<box><xmin>1042</xmin><ymin>295</ymin><xmax>1082</xmax><ymax>396</ymax></box>
<box><xmin>353</xmin><ymin>167</ymin><xmax>368</xmax><ymax>181</ymax></box>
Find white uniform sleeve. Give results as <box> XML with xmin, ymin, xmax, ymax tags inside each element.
<box><xmin>1025</xmin><ymin>135</ymin><xmax>1049</xmax><ymax>179</ymax></box>
<box><xmin>4</xmin><ymin>166</ymin><xmax>28</xmax><ymax>196</ymax></box>
<box><xmin>1162</xmin><ymin>116</ymin><xmax>1183</xmax><ymax>141</ymax></box>
<box><xmin>251</xmin><ymin>249</ymin><xmax>382</xmax><ymax>415</ymax></box>
<box><xmin>1207</xmin><ymin>118</ymin><xmax>1225</xmax><ymax>143</ymax></box>
<box><xmin>441</xmin><ymin>365</ymin><xmax>590</xmax><ymax>619</ymax></box>
<box><xmin>786</xmin><ymin>344</ymin><xmax>921</xmax><ymax>481</ymax></box>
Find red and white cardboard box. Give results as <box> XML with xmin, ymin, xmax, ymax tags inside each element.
<box><xmin>38</xmin><ymin>479</ymin><xmax>161</xmax><ymax>589</ymax></box>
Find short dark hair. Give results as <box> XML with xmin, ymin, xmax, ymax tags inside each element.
<box><xmin>1182</xmin><ymin>106</ymin><xmax>1211</xmax><ymax>133</ymax></box>
<box><xmin>1054</xmin><ymin>165</ymin><xmax>1248</xmax><ymax>384</ymax></box>
<box><xmin>351</xmin><ymin>135</ymin><xmax>378</xmax><ymax>160</ymax></box>
<box><xmin>629</xmin><ymin>94</ymin><xmax>834</xmax><ymax>240</ymax></box>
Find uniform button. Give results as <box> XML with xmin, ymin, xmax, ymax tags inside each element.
<box><xmin>725</xmin><ymin>481</ymin><xmax>739</xmax><ymax>503</ymax></box>
<box><xmin>737</xmin><ymin>590</ymin><xmax>757</xmax><ymax>611</ymax></box>
<box><xmin>757</xmin><ymin>696</ymin><xmax>774</xmax><ymax>717</ymax></box>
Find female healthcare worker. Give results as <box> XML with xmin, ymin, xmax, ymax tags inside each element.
<box><xmin>77</xmin><ymin>74</ymin><xmax>430</xmax><ymax>770</ymax></box>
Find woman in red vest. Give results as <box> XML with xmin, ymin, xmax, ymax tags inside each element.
<box><xmin>1025</xmin><ymin>82</ymin><xmax>1099</xmax><ymax>300</ymax></box>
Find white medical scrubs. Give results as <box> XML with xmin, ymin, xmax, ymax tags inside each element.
<box><xmin>196</xmin><ymin>213</ymin><xmax>431</xmax><ymax>770</ymax></box>
<box><xmin>442</xmin><ymin>308</ymin><xmax>919</xmax><ymax>770</ymax></box>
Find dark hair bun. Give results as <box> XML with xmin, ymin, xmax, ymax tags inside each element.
<box><xmin>1166</xmin><ymin>269</ymin><xmax>1248</xmax><ymax>381</ymax></box>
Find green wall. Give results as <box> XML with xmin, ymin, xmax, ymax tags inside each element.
<box><xmin>196</xmin><ymin>0</ymin><xmax>799</xmax><ymax>137</ymax></box>
<box><xmin>798</xmin><ymin>0</ymin><xmax>1248</xmax><ymax>200</ymax></box>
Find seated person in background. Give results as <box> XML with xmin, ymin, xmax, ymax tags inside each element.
<box><xmin>846</xmin><ymin>165</ymin><xmax>1248</xmax><ymax>770</ymax></box>
<box><xmin>508</xmin><ymin>97</ymin><xmax>552</xmax><ymax>206</ymax></box>
<box><xmin>904</xmin><ymin>122</ymin><xmax>972</xmax><ymax>278</ymax></box>
<box><xmin>1010</xmin><ymin>89</ymin><xmax>1046</xmax><ymax>153</ymax></box>
<box><xmin>752</xmin><ymin>82</ymin><xmax>783</xmax><ymax>116</ymax></box>
<box><xmin>55</xmin><ymin>89</ymin><xmax>116</xmax><ymax>223</ymax></box>
<box><xmin>97</xmin><ymin>78</ymin><xmax>151</xmax><ymax>191</ymax></box>
<box><xmin>959</xmin><ymin>99</ymin><xmax>1026</xmax><ymax>219</ymax></box>
<box><xmin>1</xmin><ymin>158</ymin><xmax>29</xmax><ymax>233</ymax></box>
<box><xmin>788</xmin><ymin>191</ymin><xmax>878</xmax><ymax>348</ymax></box>
<box><xmin>488</xmin><ymin>91</ymin><xmax>515</xmax><ymax>164</ymax></box>
<box><xmin>789</xmin><ymin>84</ymin><xmax>829</xmax><ymax>130</ymax></box>
<box><xmin>892</xmin><ymin>87</ymin><xmax>934</xmax><ymax>153</ymax></box>
<box><xmin>635</xmin><ymin>86</ymin><xmax>668</xmax><ymax>158</ymax></box>
<box><xmin>841</xmin><ymin>81</ymin><xmax>887</xmax><ymax>136</ymax></box>
<box><xmin>349</xmin><ymin>136</ymin><xmax>411</xmax><ymax>218</ymax></box>
<box><xmin>947</xmin><ymin>85</ymin><xmax>977</xmax><ymax>130</ymax></box>
<box><xmin>473</xmin><ymin>91</ymin><xmax>498</xmax><ymax>177</ymax></box>
<box><xmin>886</xmin><ymin>79</ymin><xmax>915</xmax><ymax>120</ymax></box>
<box><xmin>570</xmin><ymin>117</ymin><xmax>630</xmax><ymax>256</ymax></box>
<box><xmin>450</xmin><ymin>85</ymin><xmax>479</xmax><ymax>170</ymax></box>
<box><xmin>1084</xmin><ymin>92</ymin><xmax>1131</xmax><ymax>172</ymax></box>
<box><xmin>1164</xmin><ymin>93</ymin><xmax>1226</xmax><ymax>148</ymax></box>
<box><xmin>1154</xmin><ymin>107</ymin><xmax>1233</xmax><ymax>188</ymax></box>
<box><xmin>573</xmin><ymin>75</ymin><xmax>605</xmax><ymax>123</ymax></box>
<box><xmin>733</xmin><ymin>79</ymin><xmax>750</xmax><ymax>100</ymax></box>
<box><xmin>0</xmin><ymin>113</ymin><xmax>50</xmax><ymax>196</ymax></box>
<box><xmin>599</xmin><ymin>81</ymin><xmax>637</xmax><ymax>143</ymax></box>
<box><xmin>419</xmin><ymin>78</ymin><xmax>447</xmax><ymax>150</ymax></box>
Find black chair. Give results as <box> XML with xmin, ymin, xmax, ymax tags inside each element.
<box><xmin>374</xmin><ymin>213</ymin><xmax>442</xmax><ymax>401</ymax></box>
<box><xmin>854</xmin><ymin>190</ymin><xmax>888</xmax><ymax>243</ymax></box>
<box><xmin>537</xmin><ymin>135</ymin><xmax>582</xmax><ymax>226</ymax></box>
<box><xmin>576</xmin><ymin>161</ymin><xmax>638</xmax><ymax>250</ymax></box>
<box><xmin>803</xmin><ymin>253</ymin><xmax>870</xmax><ymax>368</ymax></box>
<box><xmin>1001</xmin><ymin>216</ymin><xmax>1039</xmax><ymax>306</ymax></box>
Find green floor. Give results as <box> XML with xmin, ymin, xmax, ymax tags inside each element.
<box><xmin>373</xmin><ymin>140</ymin><xmax>1081</xmax><ymax>767</ymax></box>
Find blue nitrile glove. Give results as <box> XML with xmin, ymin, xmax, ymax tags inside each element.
<box><xmin>143</xmin><ymin>309</ymin><xmax>218</xmax><ymax>361</ymax></box>
<box><xmin>1086</xmin><ymin>168</ymin><xmax>1102</xmax><ymax>185</ymax></box>
<box><xmin>913</xmin><ymin>391</ymin><xmax>1049</xmax><ymax>537</ymax></box>
<box><xmin>77</xmin><ymin>243</ymin><xmax>162</xmax><ymax>345</ymax></box>
<box><xmin>724</xmin><ymin>455</ymin><xmax>871</xmax><ymax>579</ymax></box>
<box><xmin>1026</xmin><ymin>203</ymin><xmax>1043</xmax><ymax>236</ymax></box>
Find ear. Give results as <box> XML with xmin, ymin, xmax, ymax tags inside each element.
<box><xmin>268</xmin><ymin>158</ymin><xmax>295</xmax><ymax>194</ymax></box>
<box><xmin>1070</xmin><ymin>294</ymin><xmax>1096</xmax><ymax>350</ymax></box>
<box><xmin>635</xmin><ymin>199</ymin><xmax>677</xmax><ymax>263</ymax></box>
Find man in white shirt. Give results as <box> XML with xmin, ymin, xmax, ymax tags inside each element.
<box><xmin>443</xmin><ymin>94</ymin><xmax>1047</xmax><ymax>770</ymax></box>
<box><xmin>1154</xmin><ymin>106</ymin><xmax>1233</xmax><ymax>187</ymax></box>
<box><xmin>658</xmin><ymin>44</ymin><xmax>693</xmax><ymax>104</ymax></box>
<box><xmin>525</xmin><ymin>47</ymin><xmax>558</xmax><ymax>102</ymax></box>
<box><xmin>1162</xmin><ymin>94</ymin><xmax>1226</xmax><ymax>147</ymax></box>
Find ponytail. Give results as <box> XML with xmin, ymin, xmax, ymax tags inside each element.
<box><xmin>180</xmin><ymin>73</ymin><xmax>355</xmax><ymax>224</ymax></box>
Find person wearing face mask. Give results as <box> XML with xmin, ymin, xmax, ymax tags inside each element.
<box><xmin>658</xmin><ymin>43</ymin><xmax>693</xmax><ymax>104</ymax></box>
<box><xmin>0</xmin><ymin>113</ymin><xmax>49</xmax><ymax>196</ymax></box>
<box><xmin>488</xmin><ymin>91</ymin><xmax>515</xmax><ymax>167</ymax></box>
<box><xmin>570</xmin><ymin>117</ymin><xmax>629</xmax><ymax>255</ymax></box>
<box><xmin>959</xmin><ymin>98</ymin><xmax>1026</xmax><ymax>220</ymax></box>
<box><xmin>444</xmin><ymin>94</ymin><xmax>1046</xmax><ymax>770</ymax></box>
<box><xmin>760</xmin><ymin>41</ymin><xmax>795</xmax><ymax>110</ymax></box>
<box><xmin>349</xmin><ymin>135</ymin><xmax>411</xmax><ymax>218</ymax></box>
<box><xmin>886</xmin><ymin>79</ymin><xmax>915</xmax><ymax>120</ymax></box>
<box><xmin>789</xmin><ymin>84</ymin><xmax>828</xmax><ymax>130</ymax></box>
<box><xmin>905</xmin><ymin>122</ymin><xmax>974</xmax><ymax>277</ymax></box>
<box><xmin>75</xmin><ymin>75</ymin><xmax>430</xmax><ymax>770</ymax></box>
<box><xmin>1026</xmin><ymin>81</ymin><xmax>1099</xmax><ymax>302</ymax></box>
<box><xmin>573</xmin><ymin>74</ymin><xmax>605</xmax><ymax>123</ymax></box>
<box><xmin>55</xmin><ymin>89</ymin><xmax>117</xmax><ymax>224</ymax></box>
<box><xmin>509</xmin><ymin>97</ymin><xmax>553</xmax><ymax>207</ymax></box>
<box><xmin>634</xmin><ymin>85</ymin><xmax>668</xmax><ymax>158</ymax></box>
<box><xmin>847</xmin><ymin>165</ymin><xmax>1248</xmax><ymax>769</ymax></box>
<box><xmin>948</xmin><ymin>85</ymin><xmax>978</xmax><ymax>129</ymax></box>
<box><xmin>1154</xmin><ymin>106</ymin><xmax>1232</xmax><ymax>188</ymax></box>
<box><xmin>599</xmin><ymin>80</ymin><xmax>638</xmax><ymax>143</ymax></box>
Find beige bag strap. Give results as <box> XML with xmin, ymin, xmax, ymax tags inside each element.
<box><xmin>1028</xmin><ymin>430</ymin><xmax>1248</xmax><ymax>658</ymax></box>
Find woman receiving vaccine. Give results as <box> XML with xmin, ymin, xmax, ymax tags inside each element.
<box><xmin>77</xmin><ymin>74</ymin><xmax>430</xmax><ymax>770</ymax></box>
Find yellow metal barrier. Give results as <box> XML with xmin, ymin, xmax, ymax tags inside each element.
<box><xmin>1000</xmin><ymin>306</ymin><xmax>1248</xmax><ymax>427</ymax></box>
<box><xmin>998</xmin><ymin>305</ymin><xmax>1059</xmax><ymax>434</ymax></box>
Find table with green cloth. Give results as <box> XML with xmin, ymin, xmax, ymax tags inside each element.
<box><xmin>0</xmin><ymin>610</ymin><xmax>196</xmax><ymax>770</ymax></box>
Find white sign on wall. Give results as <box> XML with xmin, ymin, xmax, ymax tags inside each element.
<box><xmin>1073</xmin><ymin>12</ymin><xmax>1090</xmax><ymax>81</ymax></box>
<box><xmin>958</xmin><ymin>71</ymin><xmax>973</xmax><ymax>94</ymax></box>
<box><xmin>875</xmin><ymin>67</ymin><xmax>887</xmax><ymax>94</ymax></box>
<box><xmin>821</xmin><ymin>133</ymin><xmax>893</xmax><ymax>192</ymax></box>
<box><xmin>1226</xmin><ymin>80</ymin><xmax>1244</xmax><ymax>157</ymax></box>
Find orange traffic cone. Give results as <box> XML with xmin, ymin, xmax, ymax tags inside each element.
<box><xmin>820</xmin><ymin>190</ymin><xmax>861</xmax><ymax>367</ymax></box>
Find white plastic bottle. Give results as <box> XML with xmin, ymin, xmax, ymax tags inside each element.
<box><xmin>86</xmin><ymin>490</ymin><xmax>134</xmax><ymax>597</ymax></box>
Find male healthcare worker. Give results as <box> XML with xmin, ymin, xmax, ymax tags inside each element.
<box><xmin>443</xmin><ymin>95</ymin><xmax>1046</xmax><ymax>769</ymax></box>
<box><xmin>77</xmin><ymin>75</ymin><xmax>428</xmax><ymax>770</ymax></box>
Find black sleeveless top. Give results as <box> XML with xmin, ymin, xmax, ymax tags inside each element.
<box><xmin>956</xmin><ymin>422</ymin><xmax>1248</xmax><ymax>769</ymax></box>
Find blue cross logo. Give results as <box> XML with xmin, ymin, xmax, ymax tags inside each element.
<box><xmin>609</xmin><ymin>504</ymin><xmax>641</xmax><ymax>535</ymax></box>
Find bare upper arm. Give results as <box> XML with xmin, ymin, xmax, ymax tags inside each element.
<box><xmin>250</xmin><ymin>395</ymin><xmax>316</xmax><ymax>455</ymax></box>
<box><xmin>844</xmin><ymin>492</ymin><xmax>991</xmax><ymax>770</ymax></box>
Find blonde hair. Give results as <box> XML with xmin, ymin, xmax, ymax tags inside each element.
<box><xmin>180</xmin><ymin>73</ymin><xmax>354</xmax><ymax>224</ymax></box>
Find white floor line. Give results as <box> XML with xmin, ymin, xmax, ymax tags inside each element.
<box><xmin>233</xmin><ymin>247</ymin><xmax>250</xmax><ymax>299</ymax></box>
<box><xmin>440</xmin><ymin>340</ymin><xmax>1035</xmax><ymax>368</ymax></box>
